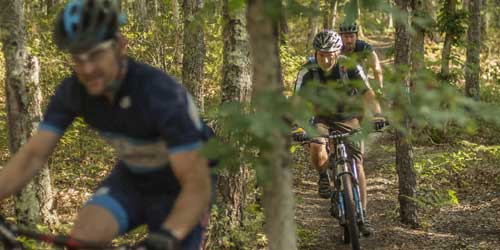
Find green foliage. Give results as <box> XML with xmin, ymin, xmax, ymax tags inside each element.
<box><xmin>207</xmin><ymin>203</ymin><xmax>266</xmax><ymax>250</ymax></box>
<box><xmin>437</xmin><ymin>5</ymin><xmax>467</xmax><ymax>45</ymax></box>
<box><xmin>297</xmin><ymin>224</ymin><xmax>316</xmax><ymax>249</ymax></box>
<box><xmin>414</xmin><ymin>140</ymin><xmax>500</xmax><ymax>209</ymax></box>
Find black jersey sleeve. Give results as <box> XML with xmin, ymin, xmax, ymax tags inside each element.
<box><xmin>39</xmin><ymin>78</ymin><xmax>81</xmax><ymax>135</ymax></box>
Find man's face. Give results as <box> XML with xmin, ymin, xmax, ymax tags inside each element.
<box><xmin>71</xmin><ymin>40</ymin><xmax>121</xmax><ymax>96</ymax></box>
<box><xmin>316</xmin><ymin>50</ymin><xmax>340</xmax><ymax>72</ymax></box>
<box><xmin>341</xmin><ymin>32</ymin><xmax>357</xmax><ymax>52</ymax></box>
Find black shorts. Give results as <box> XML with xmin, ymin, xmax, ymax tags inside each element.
<box><xmin>85</xmin><ymin>162</ymin><xmax>214</xmax><ymax>250</ymax></box>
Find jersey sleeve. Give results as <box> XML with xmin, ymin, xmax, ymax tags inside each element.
<box><xmin>39</xmin><ymin>79</ymin><xmax>80</xmax><ymax>135</ymax></box>
<box><xmin>148</xmin><ymin>77</ymin><xmax>204</xmax><ymax>155</ymax></box>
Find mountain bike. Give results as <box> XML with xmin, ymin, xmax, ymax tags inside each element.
<box><xmin>0</xmin><ymin>215</ymin><xmax>136</xmax><ymax>250</ymax></box>
<box><xmin>295</xmin><ymin>121</ymin><xmax>386</xmax><ymax>250</ymax></box>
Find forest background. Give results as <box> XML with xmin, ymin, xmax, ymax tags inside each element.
<box><xmin>0</xmin><ymin>0</ymin><xmax>499</xmax><ymax>249</ymax></box>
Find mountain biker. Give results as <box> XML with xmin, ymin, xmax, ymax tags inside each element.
<box><xmin>293</xmin><ymin>29</ymin><xmax>383</xmax><ymax>237</ymax></box>
<box><xmin>0</xmin><ymin>1</ymin><xmax>214</xmax><ymax>250</ymax></box>
<box><xmin>339</xmin><ymin>22</ymin><xmax>384</xmax><ymax>92</ymax></box>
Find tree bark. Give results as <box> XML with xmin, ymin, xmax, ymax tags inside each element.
<box><xmin>247</xmin><ymin>0</ymin><xmax>297</xmax><ymax>249</ymax></box>
<box><xmin>464</xmin><ymin>0</ymin><xmax>481</xmax><ymax>100</ymax></box>
<box><xmin>323</xmin><ymin>0</ymin><xmax>338</xmax><ymax>29</ymax></box>
<box><xmin>440</xmin><ymin>0</ymin><xmax>456</xmax><ymax>78</ymax></box>
<box><xmin>182</xmin><ymin>0</ymin><xmax>206</xmax><ymax>112</ymax></box>
<box><xmin>208</xmin><ymin>1</ymin><xmax>253</xmax><ymax>248</ymax></box>
<box><xmin>279</xmin><ymin>0</ymin><xmax>289</xmax><ymax>45</ymax></box>
<box><xmin>306</xmin><ymin>0</ymin><xmax>320</xmax><ymax>53</ymax></box>
<box><xmin>171</xmin><ymin>0</ymin><xmax>183</xmax><ymax>69</ymax></box>
<box><xmin>394</xmin><ymin>0</ymin><xmax>418</xmax><ymax>228</ymax></box>
<box><xmin>0</xmin><ymin>0</ymin><xmax>58</xmax><ymax>228</ymax></box>
<box><xmin>411</xmin><ymin>0</ymin><xmax>425</xmax><ymax>74</ymax></box>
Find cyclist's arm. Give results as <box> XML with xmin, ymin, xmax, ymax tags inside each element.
<box><xmin>162</xmin><ymin>149</ymin><xmax>211</xmax><ymax>240</ymax></box>
<box><xmin>362</xmin><ymin>89</ymin><xmax>382</xmax><ymax>117</ymax></box>
<box><xmin>349</xmin><ymin>65</ymin><xmax>382</xmax><ymax>117</ymax></box>
<box><xmin>368</xmin><ymin>51</ymin><xmax>383</xmax><ymax>89</ymax></box>
<box><xmin>0</xmin><ymin>130</ymin><xmax>60</xmax><ymax>200</ymax></box>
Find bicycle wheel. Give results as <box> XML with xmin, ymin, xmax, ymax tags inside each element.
<box><xmin>342</xmin><ymin>172</ymin><xmax>360</xmax><ymax>250</ymax></box>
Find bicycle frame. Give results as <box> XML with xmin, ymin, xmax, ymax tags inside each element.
<box><xmin>327</xmin><ymin>132</ymin><xmax>364</xmax><ymax>226</ymax></box>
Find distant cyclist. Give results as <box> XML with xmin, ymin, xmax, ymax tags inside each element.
<box><xmin>0</xmin><ymin>1</ymin><xmax>214</xmax><ymax>250</ymax></box>
<box><xmin>293</xmin><ymin>29</ymin><xmax>384</xmax><ymax>236</ymax></box>
<box><xmin>339</xmin><ymin>22</ymin><xmax>384</xmax><ymax>92</ymax></box>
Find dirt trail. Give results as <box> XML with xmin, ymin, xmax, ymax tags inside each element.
<box><xmin>293</xmin><ymin>134</ymin><xmax>500</xmax><ymax>250</ymax></box>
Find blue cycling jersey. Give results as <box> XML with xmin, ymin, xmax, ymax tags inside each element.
<box><xmin>40</xmin><ymin>58</ymin><xmax>208</xmax><ymax>171</ymax></box>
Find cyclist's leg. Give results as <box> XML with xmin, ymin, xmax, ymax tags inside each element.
<box><xmin>310</xmin><ymin>122</ymin><xmax>331</xmax><ymax>198</ymax></box>
<box><xmin>309</xmin><ymin>122</ymin><xmax>329</xmax><ymax>173</ymax></box>
<box><xmin>144</xmin><ymin>172</ymin><xmax>217</xmax><ymax>250</ymax></box>
<box><xmin>70</xmin><ymin>205</ymin><xmax>119</xmax><ymax>246</ymax></box>
<box><xmin>71</xmin><ymin>163</ymin><xmax>142</xmax><ymax>246</ymax></box>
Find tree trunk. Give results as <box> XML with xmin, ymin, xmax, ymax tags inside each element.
<box><xmin>323</xmin><ymin>0</ymin><xmax>338</xmax><ymax>29</ymax></box>
<box><xmin>171</xmin><ymin>0</ymin><xmax>183</xmax><ymax>70</ymax></box>
<box><xmin>464</xmin><ymin>0</ymin><xmax>481</xmax><ymax>100</ymax></box>
<box><xmin>208</xmin><ymin>1</ymin><xmax>253</xmax><ymax>248</ymax></box>
<box><xmin>182</xmin><ymin>0</ymin><xmax>206</xmax><ymax>112</ymax></box>
<box><xmin>394</xmin><ymin>0</ymin><xmax>418</xmax><ymax>228</ymax></box>
<box><xmin>0</xmin><ymin>0</ymin><xmax>58</xmax><ymax>228</ymax></box>
<box><xmin>388</xmin><ymin>0</ymin><xmax>394</xmax><ymax>29</ymax></box>
<box><xmin>440</xmin><ymin>0</ymin><xmax>456</xmax><ymax>78</ymax></box>
<box><xmin>247</xmin><ymin>1</ymin><xmax>297</xmax><ymax>249</ymax></box>
<box><xmin>135</xmin><ymin>0</ymin><xmax>148</xmax><ymax>26</ymax></box>
<box><xmin>355</xmin><ymin>0</ymin><xmax>364</xmax><ymax>37</ymax></box>
<box><xmin>279</xmin><ymin>0</ymin><xmax>289</xmax><ymax>45</ymax></box>
<box><xmin>411</xmin><ymin>0</ymin><xmax>425</xmax><ymax>74</ymax></box>
<box><xmin>306</xmin><ymin>0</ymin><xmax>320</xmax><ymax>53</ymax></box>
<box><xmin>45</xmin><ymin>0</ymin><xmax>57</xmax><ymax>16</ymax></box>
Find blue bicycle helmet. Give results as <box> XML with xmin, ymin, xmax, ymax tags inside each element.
<box><xmin>53</xmin><ymin>0</ymin><xmax>126</xmax><ymax>53</ymax></box>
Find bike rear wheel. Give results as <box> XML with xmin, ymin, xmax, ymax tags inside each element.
<box><xmin>342</xmin><ymin>173</ymin><xmax>360</xmax><ymax>250</ymax></box>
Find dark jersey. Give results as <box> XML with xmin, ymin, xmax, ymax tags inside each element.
<box><xmin>40</xmin><ymin>58</ymin><xmax>210</xmax><ymax>171</ymax></box>
<box><xmin>294</xmin><ymin>55</ymin><xmax>371</xmax><ymax>122</ymax></box>
<box><xmin>342</xmin><ymin>39</ymin><xmax>374</xmax><ymax>63</ymax></box>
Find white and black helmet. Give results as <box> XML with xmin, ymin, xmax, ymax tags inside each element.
<box><xmin>312</xmin><ymin>30</ymin><xmax>343</xmax><ymax>52</ymax></box>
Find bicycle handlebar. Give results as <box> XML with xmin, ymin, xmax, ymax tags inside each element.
<box><xmin>0</xmin><ymin>215</ymin><xmax>134</xmax><ymax>250</ymax></box>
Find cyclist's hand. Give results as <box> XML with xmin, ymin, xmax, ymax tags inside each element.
<box><xmin>372</xmin><ymin>114</ymin><xmax>387</xmax><ymax>131</ymax></box>
<box><xmin>291</xmin><ymin>127</ymin><xmax>307</xmax><ymax>142</ymax></box>
<box><xmin>135</xmin><ymin>229</ymin><xmax>180</xmax><ymax>250</ymax></box>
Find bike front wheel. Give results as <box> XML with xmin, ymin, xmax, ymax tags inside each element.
<box><xmin>342</xmin><ymin>173</ymin><xmax>360</xmax><ymax>250</ymax></box>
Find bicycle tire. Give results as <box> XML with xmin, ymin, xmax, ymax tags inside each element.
<box><xmin>342</xmin><ymin>172</ymin><xmax>360</xmax><ymax>250</ymax></box>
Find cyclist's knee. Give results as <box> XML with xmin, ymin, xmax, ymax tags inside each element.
<box><xmin>309</xmin><ymin>138</ymin><xmax>327</xmax><ymax>152</ymax></box>
<box><xmin>70</xmin><ymin>205</ymin><xmax>120</xmax><ymax>245</ymax></box>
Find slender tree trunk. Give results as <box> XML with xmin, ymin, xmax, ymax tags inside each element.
<box><xmin>440</xmin><ymin>0</ymin><xmax>456</xmax><ymax>78</ymax></box>
<box><xmin>171</xmin><ymin>0</ymin><xmax>183</xmax><ymax>70</ymax></box>
<box><xmin>411</xmin><ymin>0</ymin><xmax>425</xmax><ymax>74</ymax></box>
<box><xmin>247</xmin><ymin>0</ymin><xmax>297</xmax><ymax>249</ymax></box>
<box><xmin>464</xmin><ymin>0</ymin><xmax>481</xmax><ymax>100</ymax></box>
<box><xmin>279</xmin><ymin>0</ymin><xmax>289</xmax><ymax>45</ymax></box>
<box><xmin>388</xmin><ymin>0</ymin><xmax>394</xmax><ymax>29</ymax></box>
<box><xmin>208</xmin><ymin>2</ymin><xmax>253</xmax><ymax>248</ymax></box>
<box><xmin>135</xmin><ymin>0</ymin><xmax>148</xmax><ymax>27</ymax></box>
<box><xmin>394</xmin><ymin>0</ymin><xmax>418</xmax><ymax>228</ymax></box>
<box><xmin>355</xmin><ymin>0</ymin><xmax>364</xmax><ymax>37</ymax></box>
<box><xmin>306</xmin><ymin>0</ymin><xmax>320</xmax><ymax>53</ymax></box>
<box><xmin>0</xmin><ymin>0</ymin><xmax>58</xmax><ymax>228</ymax></box>
<box><xmin>323</xmin><ymin>0</ymin><xmax>338</xmax><ymax>29</ymax></box>
<box><xmin>182</xmin><ymin>0</ymin><xmax>206</xmax><ymax>112</ymax></box>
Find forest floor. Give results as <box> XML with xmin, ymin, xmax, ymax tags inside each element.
<box><xmin>292</xmin><ymin>131</ymin><xmax>500</xmax><ymax>250</ymax></box>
